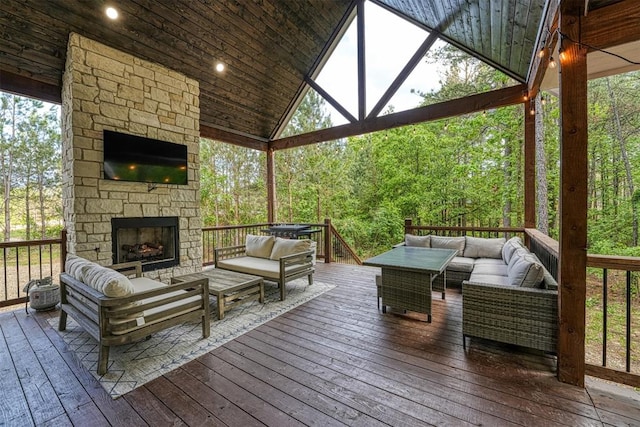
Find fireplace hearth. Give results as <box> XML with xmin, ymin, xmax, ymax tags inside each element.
<box><xmin>112</xmin><ymin>217</ymin><xmax>179</xmax><ymax>271</ymax></box>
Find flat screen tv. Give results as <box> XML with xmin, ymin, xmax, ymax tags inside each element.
<box><xmin>103</xmin><ymin>130</ymin><xmax>188</xmax><ymax>185</ymax></box>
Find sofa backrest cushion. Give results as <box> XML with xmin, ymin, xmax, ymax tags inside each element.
<box><xmin>405</xmin><ymin>234</ymin><xmax>431</xmax><ymax>248</ymax></box>
<box><xmin>65</xmin><ymin>253</ymin><xmax>92</xmax><ymax>282</ymax></box>
<box><xmin>81</xmin><ymin>262</ymin><xmax>135</xmax><ymax>297</ymax></box>
<box><xmin>463</xmin><ymin>236</ymin><xmax>506</xmax><ymax>259</ymax></box>
<box><xmin>430</xmin><ymin>235</ymin><xmax>465</xmax><ymax>256</ymax></box>
<box><xmin>508</xmin><ymin>253</ymin><xmax>545</xmax><ymax>288</ymax></box>
<box><xmin>502</xmin><ymin>237</ymin><xmax>524</xmax><ymax>264</ymax></box>
<box><xmin>270</xmin><ymin>238</ymin><xmax>312</xmax><ymax>260</ymax></box>
<box><xmin>245</xmin><ymin>234</ymin><xmax>275</xmax><ymax>259</ymax></box>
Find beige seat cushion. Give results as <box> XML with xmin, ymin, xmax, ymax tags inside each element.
<box><xmin>467</xmin><ymin>273</ymin><xmax>511</xmax><ymax>287</ymax></box>
<box><xmin>447</xmin><ymin>256</ymin><xmax>475</xmax><ymax>273</ymax></box>
<box><xmin>472</xmin><ymin>262</ymin><xmax>508</xmax><ymax>277</ymax></box>
<box><xmin>245</xmin><ymin>234</ymin><xmax>275</xmax><ymax>259</ymax></box>
<box><xmin>269</xmin><ymin>238</ymin><xmax>311</xmax><ymax>260</ymax></box>
<box><xmin>217</xmin><ymin>256</ymin><xmax>308</xmax><ymax>280</ymax></box>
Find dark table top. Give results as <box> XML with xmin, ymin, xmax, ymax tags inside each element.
<box><xmin>363</xmin><ymin>246</ymin><xmax>457</xmax><ymax>274</ymax></box>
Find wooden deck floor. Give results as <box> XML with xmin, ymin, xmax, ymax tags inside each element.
<box><xmin>2</xmin><ymin>263</ymin><xmax>639</xmax><ymax>426</ymax></box>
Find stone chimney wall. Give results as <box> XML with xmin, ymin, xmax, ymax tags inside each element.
<box><xmin>61</xmin><ymin>33</ymin><xmax>202</xmax><ymax>281</ymax></box>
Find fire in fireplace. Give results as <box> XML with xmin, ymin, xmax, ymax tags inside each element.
<box><xmin>111</xmin><ymin>217</ymin><xmax>179</xmax><ymax>271</ymax></box>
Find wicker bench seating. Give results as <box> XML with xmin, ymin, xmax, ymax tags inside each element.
<box><xmin>398</xmin><ymin>235</ymin><xmax>558</xmax><ymax>353</ymax></box>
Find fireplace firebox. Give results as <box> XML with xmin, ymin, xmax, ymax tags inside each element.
<box><xmin>111</xmin><ymin>217</ymin><xmax>179</xmax><ymax>272</ymax></box>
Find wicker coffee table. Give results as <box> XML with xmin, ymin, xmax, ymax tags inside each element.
<box><xmin>363</xmin><ymin>247</ymin><xmax>457</xmax><ymax>322</ymax></box>
<box><xmin>172</xmin><ymin>268</ymin><xmax>264</xmax><ymax>320</ymax></box>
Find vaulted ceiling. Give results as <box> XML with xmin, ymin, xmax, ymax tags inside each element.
<box><xmin>0</xmin><ymin>0</ymin><xmax>633</xmax><ymax>146</ymax></box>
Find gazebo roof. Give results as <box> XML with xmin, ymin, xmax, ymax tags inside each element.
<box><xmin>0</xmin><ymin>0</ymin><xmax>632</xmax><ymax>148</ymax></box>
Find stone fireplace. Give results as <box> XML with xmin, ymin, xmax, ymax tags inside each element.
<box><xmin>112</xmin><ymin>217</ymin><xmax>179</xmax><ymax>271</ymax></box>
<box><xmin>61</xmin><ymin>33</ymin><xmax>202</xmax><ymax>280</ymax></box>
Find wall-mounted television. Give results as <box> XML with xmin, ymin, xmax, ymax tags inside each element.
<box><xmin>103</xmin><ymin>130</ymin><xmax>188</xmax><ymax>185</ymax></box>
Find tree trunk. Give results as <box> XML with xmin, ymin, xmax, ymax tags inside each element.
<box><xmin>38</xmin><ymin>174</ymin><xmax>46</xmax><ymax>238</ymax></box>
<box><xmin>535</xmin><ymin>95</ymin><xmax>549</xmax><ymax>234</ymax></box>
<box><xmin>605</xmin><ymin>77</ymin><xmax>638</xmax><ymax>245</ymax></box>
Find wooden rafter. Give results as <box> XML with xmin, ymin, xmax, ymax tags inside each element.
<box><xmin>271</xmin><ymin>84</ymin><xmax>526</xmax><ymax>150</ymax></box>
<box><xmin>0</xmin><ymin>70</ymin><xmax>61</xmax><ymax>104</ymax></box>
<box><xmin>304</xmin><ymin>76</ymin><xmax>357</xmax><ymax>123</ymax></box>
<box><xmin>357</xmin><ymin>0</ymin><xmax>366</xmax><ymax>121</ymax></box>
<box><xmin>582</xmin><ymin>0</ymin><xmax>640</xmax><ymax>49</ymax></box>
<box><xmin>200</xmin><ymin>125</ymin><xmax>268</xmax><ymax>152</ymax></box>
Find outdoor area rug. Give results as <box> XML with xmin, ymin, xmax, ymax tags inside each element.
<box><xmin>48</xmin><ymin>277</ymin><xmax>334</xmax><ymax>399</ymax></box>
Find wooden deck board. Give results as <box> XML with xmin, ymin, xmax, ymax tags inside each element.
<box><xmin>0</xmin><ymin>262</ymin><xmax>638</xmax><ymax>426</ymax></box>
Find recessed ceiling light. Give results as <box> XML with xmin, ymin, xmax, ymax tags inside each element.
<box><xmin>215</xmin><ymin>62</ymin><xmax>225</xmax><ymax>73</ymax></box>
<box><xmin>106</xmin><ymin>7</ymin><xmax>119</xmax><ymax>20</ymax></box>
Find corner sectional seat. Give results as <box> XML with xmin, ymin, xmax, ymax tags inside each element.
<box><xmin>214</xmin><ymin>234</ymin><xmax>315</xmax><ymax>301</ymax></box>
<box><xmin>59</xmin><ymin>255</ymin><xmax>210</xmax><ymax>375</ymax></box>
<box><xmin>401</xmin><ymin>234</ymin><xmax>558</xmax><ymax>353</ymax></box>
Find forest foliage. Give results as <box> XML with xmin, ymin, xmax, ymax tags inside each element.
<box><xmin>1</xmin><ymin>46</ymin><xmax>638</xmax><ymax>261</ymax></box>
<box><xmin>200</xmin><ymin>46</ymin><xmax>640</xmax><ymax>258</ymax></box>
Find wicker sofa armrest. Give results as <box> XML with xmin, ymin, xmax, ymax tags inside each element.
<box><xmin>214</xmin><ymin>245</ymin><xmax>246</xmax><ymax>266</ymax></box>
<box><xmin>462</xmin><ymin>280</ymin><xmax>558</xmax><ymax>353</ymax></box>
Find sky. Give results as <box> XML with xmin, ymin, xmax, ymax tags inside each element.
<box><xmin>315</xmin><ymin>1</ymin><xmax>445</xmax><ymax>125</ymax></box>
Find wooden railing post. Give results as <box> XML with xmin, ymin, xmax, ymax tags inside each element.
<box><xmin>324</xmin><ymin>218</ymin><xmax>331</xmax><ymax>264</ymax></box>
<box><xmin>61</xmin><ymin>229</ymin><xmax>68</xmax><ymax>272</ymax></box>
<box><xmin>404</xmin><ymin>218</ymin><xmax>413</xmax><ymax>235</ymax></box>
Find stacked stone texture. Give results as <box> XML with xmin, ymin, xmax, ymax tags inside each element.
<box><xmin>61</xmin><ymin>33</ymin><xmax>202</xmax><ymax>281</ymax></box>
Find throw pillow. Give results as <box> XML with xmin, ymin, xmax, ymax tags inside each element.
<box><xmin>463</xmin><ymin>236</ymin><xmax>506</xmax><ymax>259</ymax></box>
<box><xmin>508</xmin><ymin>254</ymin><xmax>545</xmax><ymax>288</ymax></box>
<box><xmin>430</xmin><ymin>235</ymin><xmax>466</xmax><ymax>256</ymax></box>
<box><xmin>245</xmin><ymin>234</ymin><xmax>275</xmax><ymax>259</ymax></box>
<box><xmin>502</xmin><ymin>237</ymin><xmax>524</xmax><ymax>264</ymax></box>
<box><xmin>81</xmin><ymin>263</ymin><xmax>135</xmax><ymax>297</ymax></box>
<box><xmin>405</xmin><ymin>234</ymin><xmax>431</xmax><ymax>248</ymax></box>
<box><xmin>269</xmin><ymin>238</ymin><xmax>311</xmax><ymax>260</ymax></box>
<box><xmin>65</xmin><ymin>254</ymin><xmax>91</xmax><ymax>281</ymax></box>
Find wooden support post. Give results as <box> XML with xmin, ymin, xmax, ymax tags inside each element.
<box><xmin>404</xmin><ymin>218</ymin><xmax>413</xmax><ymax>235</ymax></box>
<box><xmin>324</xmin><ymin>218</ymin><xmax>332</xmax><ymax>264</ymax></box>
<box><xmin>558</xmin><ymin>0</ymin><xmax>588</xmax><ymax>387</ymax></box>
<box><xmin>266</xmin><ymin>148</ymin><xmax>276</xmax><ymax>223</ymax></box>
<box><xmin>357</xmin><ymin>0</ymin><xmax>366</xmax><ymax>121</ymax></box>
<box><xmin>524</xmin><ymin>101</ymin><xmax>537</xmax><ymax>238</ymax></box>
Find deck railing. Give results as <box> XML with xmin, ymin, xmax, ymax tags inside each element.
<box><xmin>0</xmin><ymin>231</ymin><xmax>66</xmax><ymax>308</ymax></box>
<box><xmin>406</xmin><ymin>219</ymin><xmax>639</xmax><ymax>387</ymax></box>
<box><xmin>202</xmin><ymin>219</ymin><xmax>361</xmax><ymax>266</ymax></box>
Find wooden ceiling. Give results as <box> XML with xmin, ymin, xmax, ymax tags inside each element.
<box><xmin>0</xmin><ymin>1</ymin><xmax>635</xmax><ymax>146</ymax></box>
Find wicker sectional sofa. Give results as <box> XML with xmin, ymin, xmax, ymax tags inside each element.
<box><xmin>214</xmin><ymin>234</ymin><xmax>315</xmax><ymax>301</ymax></box>
<box><xmin>399</xmin><ymin>234</ymin><xmax>558</xmax><ymax>353</ymax></box>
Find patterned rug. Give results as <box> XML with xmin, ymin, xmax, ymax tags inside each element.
<box><xmin>49</xmin><ymin>278</ymin><xmax>334</xmax><ymax>399</ymax></box>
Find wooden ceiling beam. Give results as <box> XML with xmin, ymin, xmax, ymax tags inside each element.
<box><xmin>582</xmin><ymin>0</ymin><xmax>640</xmax><ymax>49</ymax></box>
<box><xmin>0</xmin><ymin>70</ymin><xmax>61</xmax><ymax>104</ymax></box>
<box><xmin>527</xmin><ymin>1</ymin><xmax>559</xmax><ymax>97</ymax></box>
<box><xmin>271</xmin><ymin>84</ymin><xmax>527</xmax><ymax>150</ymax></box>
<box><xmin>304</xmin><ymin>76</ymin><xmax>357</xmax><ymax>123</ymax></box>
<box><xmin>200</xmin><ymin>125</ymin><xmax>268</xmax><ymax>152</ymax></box>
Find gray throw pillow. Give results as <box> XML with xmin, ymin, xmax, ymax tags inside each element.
<box><xmin>405</xmin><ymin>234</ymin><xmax>430</xmax><ymax>248</ymax></box>
<box><xmin>430</xmin><ymin>235</ymin><xmax>465</xmax><ymax>256</ymax></box>
<box><xmin>502</xmin><ymin>237</ymin><xmax>524</xmax><ymax>264</ymax></box>
<box><xmin>463</xmin><ymin>236</ymin><xmax>506</xmax><ymax>259</ymax></box>
<box><xmin>508</xmin><ymin>254</ymin><xmax>544</xmax><ymax>288</ymax></box>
